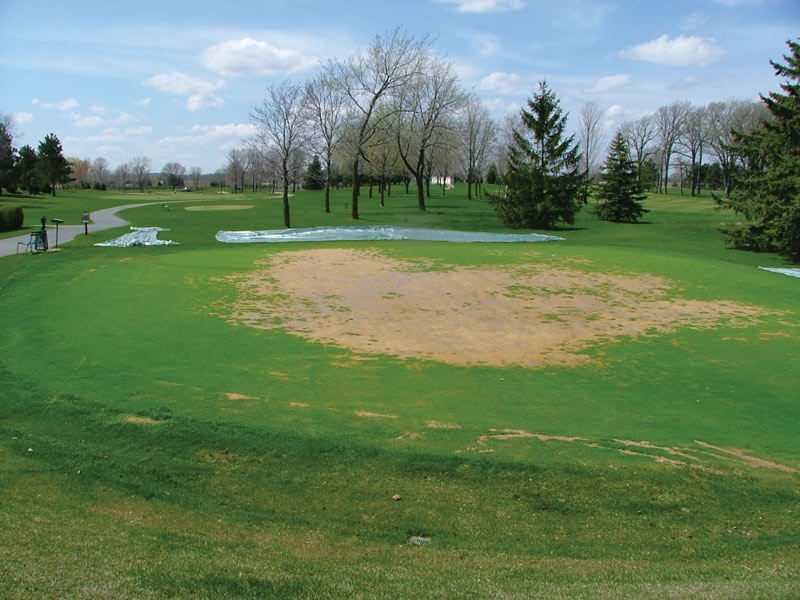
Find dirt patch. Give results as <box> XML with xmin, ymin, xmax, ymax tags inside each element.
<box><xmin>121</xmin><ymin>415</ymin><xmax>162</xmax><ymax>425</ymax></box>
<box><xmin>354</xmin><ymin>411</ymin><xmax>398</xmax><ymax>419</ymax></box>
<box><xmin>468</xmin><ymin>430</ymin><xmax>797</xmax><ymax>474</ymax></box>
<box><xmin>477</xmin><ymin>429</ymin><xmax>585</xmax><ymax>445</ymax></box>
<box><xmin>695</xmin><ymin>441</ymin><xmax>799</xmax><ymax>473</ymax></box>
<box><xmin>185</xmin><ymin>205</ymin><xmax>253</xmax><ymax>211</ymax></box>
<box><xmin>426</xmin><ymin>420</ymin><xmax>462</xmax><ymax>429</ymax></box>
<box><xmin>226</xmin><ymin>393</ymin><xmax>258</xmax><ymax>400</ymax></box>
<box><xmin>227</xmin><ymin>248</ymin><xmax>769</xmax><ymax>368</ymax></box>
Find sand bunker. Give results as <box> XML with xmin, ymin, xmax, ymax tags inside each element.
<box><xmin>226</xmin><ymin>248</ymin><xmax>768</xmax><ymax>368</ymax></box>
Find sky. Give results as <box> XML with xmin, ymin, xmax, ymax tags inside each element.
<box><xmin>1</xmin><ymin>0</ymin><xmax>797</xmax><ymax>174</ymax></box>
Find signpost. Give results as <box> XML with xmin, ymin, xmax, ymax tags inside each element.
<box><xmin>82</xmin><ymin>211</ymin><xmax>90</xmax><ymax>235</ymax></box>
<box><xmin>51</xmin><ymin>218</ymin><xmax>63</xmax><ymax>247</ymax></box>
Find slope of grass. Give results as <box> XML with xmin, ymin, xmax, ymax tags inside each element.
<box><xmin>1</xmin><ymin>185</ymin><xmax>798</xmax><ymax>598</ymax></box>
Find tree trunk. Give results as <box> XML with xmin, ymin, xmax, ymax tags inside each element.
<box><xmin>325</xmin><ymin>182</ymin><xmax>331</xmax><ymax>213</ymax></box>
<box><xmin>282</xmin><ymin>162</ymin><xmax>291</xmax><ymax>229</ymax></box>
<box><xmin>416</xmin><ymin>171</ymin><xmax>426</xmax><ymax>211</ymax></box>
<box><xmin>697</xmin><ymin>148</ymin><xmax>703</xmax><ymax>196</ymax></box>
<box><xmin>351</xmin><ymin>158</ymin><xmax>360</xmax><ymax>219</ymax></box>
<box><xmin>380</xmin><ymin>175</ymin><xmax>385</xmax><ymax>207</ymax></box>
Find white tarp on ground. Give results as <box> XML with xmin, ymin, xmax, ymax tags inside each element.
<box><xmin>95</xmin><ymin>227</ymin><xmax>178</xmax><ymax>247</ymax></box>
<box><xmin>759</xmin><ymin>267</ymin><xmax>800</xmax><ymax>279</ymax></box>
<box><xmin>216</xmin><ymin>225</ymin><xmax>564</xmax><ymax>244</ymax></box>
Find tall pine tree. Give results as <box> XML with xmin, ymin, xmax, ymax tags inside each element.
<box><xmin>303</xmin><ymin>155</ymin><xmax>325</xmax><ymax>190</ymax></box>
<box><xmin>489</xmin><ymin>81</ymin><xmax>584</xmax><ymax>229</ymax></box>
<box><xmin>37</xmin><ymin>133</ymin><xmax>71</xmax><ymax>196</ymax></box>
<box><xmin>593</xmin><ymin>133</ymin><xmax>649</xmax><ymax>223</ymax></box>
<box><xmin>717</xmin><ymin>40</ymin><xmax>800</xmax><ymax>256</ymax></box>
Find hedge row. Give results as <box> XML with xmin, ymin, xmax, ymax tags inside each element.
<box><xmin>0</xmin><ymin>206</ymin><xmax>24</xmax><ymax>232</ymax></box>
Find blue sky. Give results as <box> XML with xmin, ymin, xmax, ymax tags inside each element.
<box><xmin>1</xmin><ymin>0</ymin><xmax>797</xmax><ymax>173</ymax></box>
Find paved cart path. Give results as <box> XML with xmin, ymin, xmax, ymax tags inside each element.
<box><xmin>0</xmin><ymin>200</ymin><xmax>198</xmax><ymax>258</ymax></box>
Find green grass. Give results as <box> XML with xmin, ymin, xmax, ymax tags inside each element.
<box><xmin>1</xmin><ymin>185</ymin><xmax>798</xmax><ymax>598</ymax></box>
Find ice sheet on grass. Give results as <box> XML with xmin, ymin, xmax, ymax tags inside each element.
<box><xmin>759</xmin><ymin>267</ymin><xmax>800</xmax><ymax>279</ymax></box>
<box><xmin>95</xmin><ymin>227</ymin><xmax>178</xmax><ymax>247</ymax></box>
<box><xmin>216</xmin><ymin>225</ymin><xmax>564</xmax><ymax>244</ymax></box>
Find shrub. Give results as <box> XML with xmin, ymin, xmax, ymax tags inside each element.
<box><xmin>0</xmin><ymin>205</ymin><xmax>24</xmax><ymax>231</ymax></box>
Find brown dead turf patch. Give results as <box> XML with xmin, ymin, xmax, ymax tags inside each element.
<box><xmin>354</xmin><ymin>410</ymin><xmax>398</xmax><ymax>419</ymax></box>
<box><xmin>226</xmin><ymin>248</ymin><xmax>769</xmax><ymax>368</ymax></box>
<box><xmin>120</xmin><ymin>414</ymin><xmax>162</xmax><ymax>425</ymax></box>
<box><xmin>226</xmin><ymin>393</ymin><xmax>258</xmax><ymax>400</ymax></box>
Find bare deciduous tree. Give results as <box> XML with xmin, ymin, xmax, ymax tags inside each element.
<box><xmin>395</xmin><ymin>55</ymin><xmax>466</xmax><ymax>211</ymax></box>
<box><xmin>656</xmin><ymin>101</ymin><xmax>691</xmax><ymax>193</ymax></box>
<box><xmin>250</xmin><ymin>80</ymin><xmax>311</xmax><ymax>228</ymax></box>
<box><xmin>130</xmin><ymin>155</ymin><xmax>150</xmax><ymax>192</ymax></box>
<box><xmin>325</xmin><ymin>27</ymin><xmax>428</xmax><ymax>219</ymax></box>
<box><xmin>89</xmin><ymin>157</ymin><xmax>109</xmax><ymax>187</ymax></box>
<box><xmin>677</xmin><ymin>106</ymin><xmax>708</xmax><ymax>196</ymax></box>
<box><xmin>225</xmin><ymin>149</ymin><xmax>246</xmax><ymax>193</ymax></box>
<box><xmin>306</xmin><ymin>73</ymin><xmax>347</xmax><ymax>213</ymax></box>
<box><xmin>578</xmin><ymin>100</ymin><xmax>606</xmax><ymax>180</ymax></box>
<box><xmin>456</xmin><ymin>97</ymin><xmax>496</xmax><ymax>200</ymax></box>
<box><xmin>707</xmin><ymin>99</ymin><xmax>766</xmax><ymax>197</ymax></box>
<box><xmin>189</xmin><ymin>166</ymin><xmax>202</xmax><ymax>190</ymax></box>
<box><xmin>620</xmin><ymin>115</ymin><xmax>658</xmax><ymax>186</ymax></box>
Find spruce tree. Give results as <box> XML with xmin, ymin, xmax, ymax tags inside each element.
<box><xmin>16</xmin><ymin>145</ymin><xmax>39</xmax><ymax>194</ymax></box>
<box><xmin>489</xmin><ymin>81</ymin><xmax>584</xmax><ymax>229</ymax></box>
<box><xmin>593</xmin><ymin>133</ymin><xmax>649</xmax><ymax>223</ymax></box>
<box><xmin>37</xmin><ymin>133</ymin><xmax>71</xmax><ymax>196</ymax></box>
<box><xmin>717</xmin><ymin>40</ymin><xmax>800</xmax><ymax>256</ymax></box>
<box><xmin>0</xmin><ymin>120</ymin><xmax>15</xmax><ymax>195</ymax></box>
<box><xmin>303</xmin><ymin>155</ymin><xmax>325</xmax><ymax>190</ymax></box>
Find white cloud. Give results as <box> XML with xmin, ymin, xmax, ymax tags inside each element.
<box><xmin>151</xmin><ymin>123</ymin><xmax>258</xmax><ymax>158</ymax></box>
<box><xmin>145</xmin><ymin>72</ymin><xmax>225</xmax><ymax>111</ymax></box>
<box><xmin>476</xmin><ymin>72</ymin><xmax>523</xmax><ymax>95</ymax></box>
<box><xmin>481</xmin><ymin>97</ymin><xmax>522</xmax><ymax>116</ymax></box>
<box><xmin>124</xmin><ymin>126</ymin><xmax>153</xmax><ymax>135</ymax></box>
<box><xmin>13</xmin><ymin>112</ymin><xmax>33</xmax><ymax>124</ymax></box>
<box><xmin>605</xmin><ymin>104</ymin><xmax>623</xmax><ymax>117</ymax></box>
<box><xmin>438</xmin><ymin>0</ymin><xmax>525</xmax><ymax>13</ymax></box>
<box><xmin>620</xmin><ymin>35</ymin><xmax>725</xmax><ymax>66</ymax></box>
<box><xmin>134</xmin><ymin>97</ymin><xmax>151</xmax><ymax>106</ymax></box>
<box><xmin>201</xmin><ymin>38</ymin><xmax>318</xmax><ymax>77</ymax></box>
<box><xmin>70</xmin><ymin>106</ymin><xmax>134</xmax><ymax>129</ymax></box>
<box><xmin>590</xmin><ymin>74</ymin><xmax>631</xmax><ymax>93</ymax></box>
<box><xmin>32</xmin><ymin>98</ymin><xmax>79</xmax><ymax>111</ymax></box>
<box><xmin>189</xmin><ymin>123</ymin><xmax>258</xmax><ymax>139</ymax></box>
<box><xmin>73</xmin><ymin>115</ymin><xmax>105</xmax><ymax>128</ymax></box>
<box><xmin>680</xmin><ymin>12</ymin><xmax>710</xmax><ymax>30</ymax></box>
<box><xmin>471</xmin><ymin>32</ymin><xmax>503</xmax><ymax>56</ymax></box>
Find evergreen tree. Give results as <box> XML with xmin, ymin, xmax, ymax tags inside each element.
<box><xmin>485</xmin><ymin>162</ymin><xmax>500</xmax><ymax>185</ymax></box>
<box><xmin>16</xmin><ymin>145</ymin><xmax>39</xmax><ymax>194</ymax></box>
<box><xmin>0</xmin><ymin>118</ymin><xmax>16</xmax><ymax>195</ymax></box>
<box><xmin>303</xmin><ymin>155</ymin><xmax>325</xmax><ymax>190</ymax></box>
<box><xmin>593</xmin><ymin>133</ymin><xmax>649</xmax><ymax>223</ymax></box>
<box><xmin>37</xmin><ymin>133</ymin><xmax>71</xmax><ymax>196</ymax></box>
<box><xmin>489</xmin><ymin>81</ymin><xmax>584</xmax><ymax>229</ymax></box>
<box><xmin>717</xmin><ymin>40</ymin><xmax>800</xmax><ymax>256</ymax></box>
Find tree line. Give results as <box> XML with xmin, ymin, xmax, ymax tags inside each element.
<box><xmin>491</xmin><ymin>40</ymin><xmax>799</xmax><ymax>258</ymax></box>
<box><xmin>2</xmin><ymin>34</ymin><xmax>795</xmax><ymax>255</ymax></box>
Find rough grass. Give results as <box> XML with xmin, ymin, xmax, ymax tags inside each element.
<box><xmin>0</xmin><ymin>185</ymin><xmax>798</xmax><ymax>598</ymax></box>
